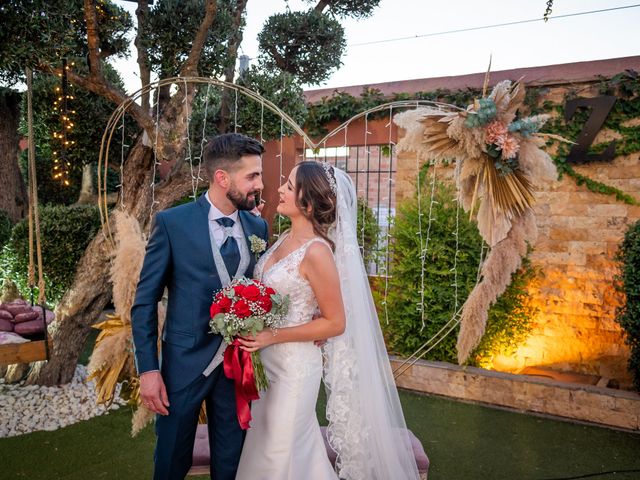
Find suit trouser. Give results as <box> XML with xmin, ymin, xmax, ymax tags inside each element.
<box><xmin>153</xmin><ymin>365</ymin><xmax>243</xmax><ymax>480</ymax></box>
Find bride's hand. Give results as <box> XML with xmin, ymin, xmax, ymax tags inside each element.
<box><xmin>237</xmin><ymin>329</ymin><xmax>277</xmax><ymax>352</ymax></box>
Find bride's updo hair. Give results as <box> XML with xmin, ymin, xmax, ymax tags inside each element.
<box><xmin>294</xmin><ymin>161</ymin><xmax>337</xmax><ymax>250</ymax></box>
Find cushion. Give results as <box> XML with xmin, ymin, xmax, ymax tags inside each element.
<box><xmin>0</xmin><ymin>318</ymin><xmax>13</xmax><ymax>332</ymax></box>
<box><xmin>190</xmin><ymin>424</ymin><xmax>429</xmax><ymax>475</ymax></box>
<box><xmin>320</xmin><ymin>426</ymin><xmax>429</xmax><ymax>474</ymax></box>
<box><xmin>192</xmin><ymin>424</ymin><xmax>210</xmax><ymax>467</ymax></box>
<box><xmin>14</xmin><ymin>319</ymin><xmax>45</xmax><ymax>335</ymax></box>
<box><xmin>0</xmin><ymin>332</ymin><xmax>30</xmax><ymax>345</ymax></box>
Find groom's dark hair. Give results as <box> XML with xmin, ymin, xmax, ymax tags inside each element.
<box><xmin>204</xmin><ymin>133</ymin><xmax>264</xmax><ymax>177</ymax></box>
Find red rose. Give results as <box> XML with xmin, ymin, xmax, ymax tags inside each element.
<box><xmin>218</xmin><ymin>295</ymin><xmax>232</xmax><ymax>312</ymax></box>
<box><xmin>256</xmin><ymin>295</ymin><xmax>272</xmax><ymax>312</ymax></box>
<box><xmin>233</xmin><ymin>284</ymin><xmax>246</xmax><ymax>296</ymax></box>
<box><xmin>210</xmin><ymin>303</ymin><xmax>223</xmax><ymax>318</ymax></box>
<box><xmin>243</xmin><ymin>284</ymin><xmax>261</xmax><ymax>301</ymax></box>
<box><xmin>265</xmin><ymin>287</ymin><xmax>275</xmax><ymax>296</ymax></box>
<box><xmin>232</xmin><ymin>299</ymin><xmax>252</xmax><ymax>318</ymax></box>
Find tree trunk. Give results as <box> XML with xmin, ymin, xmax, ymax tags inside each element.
<box><xmin>75</xmin><ymin>163</ymin><xmax>95</xmax><ymax>204</ymax></box>
<box><xmin>0</xmin><ymin>89</ymin><xmax>28</xmax><ymax>223</ymax></box>
<box><xmin>216</xmin><ymin>0</ymin><xmax>248</xmax><ymax>134</ymax></box>
<box><xmin>135</xmin><ymin>0</ymin><xmax>151</xmax><ymax>113</ymax></box>
<box><xmin>25</xmin><ymin>138</ymin><xmax>153</xmax><ymax>385</ymax></box>
<box><xmin>26</xmin><ymin>135</ymin><xmax>204</xmax><ymax>386</ymax></box>
<box><xmin>25</xmin><ymin>0</ymin><xmax>218</xmax><ymax>386</ymax></box>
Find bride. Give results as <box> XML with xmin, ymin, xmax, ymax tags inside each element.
<box><xmin>236</xmin><ymin>161</ymin><xmax>420</xmax><ymax>480</ymax></box>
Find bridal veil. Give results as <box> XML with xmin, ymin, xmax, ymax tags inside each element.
<box><xmin>322</xmin><ymin>166</ymin><xmax>420</xmax><ymax>480</ymax></box>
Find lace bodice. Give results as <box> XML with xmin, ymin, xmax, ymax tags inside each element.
<box><xmin>254</xmin><ymin>234</ymin><xmax>330</xmax><ymax>328</ymax></box>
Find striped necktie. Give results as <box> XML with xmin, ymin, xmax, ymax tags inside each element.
<box><xmin>215</xmin><ymin>217</ymin><xmax>241</xmax><ymax>277</ymax></box>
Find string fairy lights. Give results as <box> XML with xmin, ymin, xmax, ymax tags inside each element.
<box><xmin>100</xmin><ymin>78</ymin><xmax>481</xmax><ymax>374</ymax></box>
<box><xmin>52</xmin><ymin>59</ymin><xmax>76</xmax><ymax>186</ymax></box>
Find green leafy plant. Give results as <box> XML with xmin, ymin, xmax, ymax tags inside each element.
<box><xmin>377</xmin><ymin>176</ymin><xmax>537</xmax><ymax>364</ymax></box>
<box><xmin>0</xmin><ymin>210</ymin><xmax>12</xmax><ymax>250</ymax></box>
<box><xmin>615</xmin><ymin>219</ymin><xmax>640</xmax><ymax>390</ymax></box>
<box><xmin>377</xmin><ymin>180</ymin><xmax>483</xmax><ymax>362</ymax></box>
<box><xmin>469</xmin><ymin>255</ymin><xmax>539</xmax><ymax>368</ymax></box>
<box><xmin>257</xmin><ymin>10</ymin><xmax>345</xmax><ymax>86</ymax></box>
<box><xmin>0</xmin><ymin>204</ymin><xmax>101</xmax><ymax>304</ymax></box>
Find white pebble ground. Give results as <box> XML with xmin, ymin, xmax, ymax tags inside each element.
<box><xmin>0</xmin><ymin>365</ymin><xmax>126</xmax><ymax>438</ymax></box>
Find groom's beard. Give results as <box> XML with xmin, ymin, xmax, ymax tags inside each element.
<box><xmin>227</xmin><ymin>185</ymin><xmax>259</xmax><ymax>211</ymax></box>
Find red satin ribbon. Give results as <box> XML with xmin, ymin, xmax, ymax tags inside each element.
<box><xmin>223</xmin><ymin>339</ymin><xmax>260</xmax><ymax>430</ymax></box>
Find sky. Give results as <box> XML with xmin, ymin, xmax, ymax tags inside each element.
<box><xmin>111</xmin><ymin>0</ymin><xmax>640</xmax><ymax>94</ymax></box>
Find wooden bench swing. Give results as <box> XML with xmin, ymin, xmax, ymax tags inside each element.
<box><xmin>0</xmin><ymin>67</ymin><xmax>51</xmax><ymax>367</ymax></box>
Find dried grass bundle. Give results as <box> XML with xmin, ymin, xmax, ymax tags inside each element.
<box><xmin>110</xmin><ymin>211</ymin><xmax>146</xmax><ymax>325</ymax></box>
<box><xmin>456</xmin><ymin>211</ymin><xmax>537</xmax><ymax>362</ymax></box>
<box><xmin>393</xmin><ymin>80</ymin><xmax>559</xmax><ymax>364</ymax></box>
<box><xmin>132</xmin><ymin>403</ymin><xmax>155</xmax><ymax>436</ymax></box>
<box><xmin>518</xmin><ymin>136</ymin><xmax>558</xmax><ymax>186</ymax></box>
<box><xmin>87</xmin><ymin>315</ymin><xmax>132</xmax><ymax>405</ymax></box>
<box><xmin>88</xmin><ymin>212</ymin><xmax>147</xmax><ymax>409</ymax></box>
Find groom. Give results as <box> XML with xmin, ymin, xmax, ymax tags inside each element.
<box><xmin>131</xmin><ymin>133</ymin><xmax>269</xmax><ymax>480</ymax></box>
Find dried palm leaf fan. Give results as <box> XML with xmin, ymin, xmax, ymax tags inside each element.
<box><xmin>0</xmin><ymin>68</ymin><xmax>51</xmax><ymax>366</ymax></box>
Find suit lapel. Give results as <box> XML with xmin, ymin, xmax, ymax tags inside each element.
<box><xmin>196</xmin><ymin>194</ymin><xmax>216</xmax><ymax>272</ymax></box>
<box><xmin>198</xmin><ymin>193</ymin><xmax>262</xmax><ymax>276</ymax></box>
<box><xmin>238</xmin><ymin>210</ymin><xmax>258</xmax><ymax>273</ymax></box>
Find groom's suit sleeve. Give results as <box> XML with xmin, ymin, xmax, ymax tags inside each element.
<box><xmin>131</xmin><ymin>212</ymin><xmax>172</xmax><ymax>375</ymax></box>
<box><xmin>261</xmin><ymin>217</ymin><xmax>269</xmax><ymax>242</ymax></box>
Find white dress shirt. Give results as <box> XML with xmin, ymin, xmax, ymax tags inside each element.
<box><xmin>205</xmin><ymin>191</ymin><xmax>245</xmax><ymax>248</ymax></box>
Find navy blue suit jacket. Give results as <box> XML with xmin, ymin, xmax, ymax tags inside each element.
<box><xmin>131</xmin><ymin>194</ymin><xmax>269</xmax><ymax>393</ymax></box>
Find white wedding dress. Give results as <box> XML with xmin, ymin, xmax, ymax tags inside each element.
<box><xmin>235</xmin><ymin>234</ymin><xmax>338</xmax><ymax>480</ymax></box>
<box><xmin>237</xmin><ymin>166</ymin><xmax>420</xmax><ymax>480</ymax></box>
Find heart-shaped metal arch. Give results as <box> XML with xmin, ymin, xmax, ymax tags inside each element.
<box><xmin>97</xmin><ymin>76</ymin><xmax>480</xmax><ymax>374</ymax></box>
<box><xmin>97</xmin><ymin>76</ymin><xmax>467</xmax><ymax>241</ymax></box>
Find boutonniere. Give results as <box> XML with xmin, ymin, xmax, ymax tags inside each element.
<box><xmin>249</xmin><ymin>234</ymin><xmax>267</xmax><ymax>260</ymax></box>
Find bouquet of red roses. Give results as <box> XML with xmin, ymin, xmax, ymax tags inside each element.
<box><xmin>209</xmin><ymin>278</ymin><xmax>289</xmax><ymax>394</ymax></box>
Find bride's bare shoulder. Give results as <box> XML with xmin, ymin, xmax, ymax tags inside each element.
<box><xmin>301</xmin><ymin>239</ymin><xmax>335</xmax><ymax>272</ymax></box>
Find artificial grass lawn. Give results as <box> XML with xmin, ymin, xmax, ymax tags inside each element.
<box><xmin>2</xmin><ymin>387</ymin><xmax>639</xmax><ymax>480</ymax></box>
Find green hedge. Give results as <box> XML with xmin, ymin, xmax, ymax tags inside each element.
<box><xmin>0</xmin><ymin>204</ymin><xmax>101</xmax><ymax>304</ymax></box>
<box><xmin>616</xmin><ymin>220</ymin><xmax>640</xmax><ymax>390</ymax></box>
<box><xmin>377</xmin><ymin>180</ymin><xmax>483</xmax><ymax>362</ymax></box>
<box><xmin>470</xmin><ymin>255</ymin><xmax>539</xmax><ymax>368</ymax></box>
<box><xmin>377</xmin><ymin>176</ymin><xmax>537</xmax><ymax>364</ymax></box>
<box><xmin>0</xmin><ymin>209</ymin><xmax>12</xmax><ymax>250</ymax></box>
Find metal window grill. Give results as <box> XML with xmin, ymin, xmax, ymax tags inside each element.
<box><xmin>308</xmin><ymin>144</ymin><xmax>396</xmax><ymax>276</ymax></box>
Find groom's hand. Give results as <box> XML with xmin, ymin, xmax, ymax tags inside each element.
<box><xmin>139</xmin><ymin>371</ymin><xmax>170</xmax><ymax>415</ymax></box>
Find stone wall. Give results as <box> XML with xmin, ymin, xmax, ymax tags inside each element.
<box><xmin>394</xmin><ymin>80</ymin><xmax>639</xmax><ymax>386</ymax></box>
<box><xmin>391</xmin><ymin>358</ymin><xmax>640</xmax><ymax>431</ymax></box>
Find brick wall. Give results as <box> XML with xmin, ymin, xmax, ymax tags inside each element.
<box><xmin>394</xmin><ymin>81</ymin><xmax>639</xmax><ymax>385</ymax></box>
